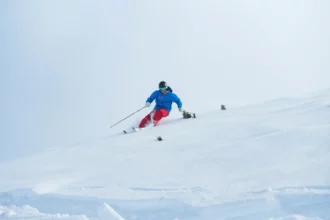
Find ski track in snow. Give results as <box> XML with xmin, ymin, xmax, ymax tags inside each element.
<box><xmin>1</xmin><ymin>89</ymin><xmax>330</xmax><ymax>219</ymax></box>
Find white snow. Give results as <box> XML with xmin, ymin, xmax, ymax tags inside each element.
<box><xmin>1</xmin><ymin>89</ymin><xmax>330</xmax><ymax>219</ymax></box>
<box><xmin>0</xmin><ymin>205</ymin><xmax>88</xmax><ymax>220</ymax></box>
<box><xmin>98</xmin><ymin>203</ymin><xmax>125</xmax><ymax>220</ymax></box>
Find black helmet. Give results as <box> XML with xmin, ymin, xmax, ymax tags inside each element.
<box><xmin>158</xmin><ymin>81</ymin><xmax>167</xmax><ymax>90</ymax></box>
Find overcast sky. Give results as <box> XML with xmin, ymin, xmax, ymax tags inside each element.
<box><xmin>1</xmin><ymin>0</ymin><xmax>330</xmax><ymax>161</ymax></box>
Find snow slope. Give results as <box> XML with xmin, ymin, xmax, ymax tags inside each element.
<box><xmin>1</xmin><ymin>89</ymin><xmax>330</xmax><ymax>220</ymax></box>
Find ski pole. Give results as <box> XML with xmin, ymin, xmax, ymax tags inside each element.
<box><xmin>109</xmin><ymin>106</ymin><xmax>146</xmax><ymax>128</ymax></box>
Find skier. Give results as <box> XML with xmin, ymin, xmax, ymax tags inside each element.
<box><xmin>139</xmin><ymin>81</ymin><xmax>183</xmax><ymax>128</ymax></box>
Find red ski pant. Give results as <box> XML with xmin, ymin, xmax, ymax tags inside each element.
<box><xmin>139</xmin><ymin>109</ymin><xmax>169</xmax><ymax>128</ymax></box>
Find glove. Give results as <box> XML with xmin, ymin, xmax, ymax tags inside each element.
<box><xmin>145</xmin><ymin>102</ymin><xmax>151</xmax><ymax>107</ymax></box>
<box><xmin>178</xmin><ymin>108</ymin><xmax>184</xmax><ymax>112</ymax></box>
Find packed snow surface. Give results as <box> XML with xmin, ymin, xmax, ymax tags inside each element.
<box><xmin>1</xmin><ymin>90</ymin><xmax>330</xmax><ymax>219</ymax></box>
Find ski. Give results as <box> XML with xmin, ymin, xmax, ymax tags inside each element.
<box><xmin>123</xmin><ymin>127</ymin><xmax>136</xmax><ymax>134</ymax></box>
<box><xmin>182</xmin><ymin>111</ymin><xmax>196</xmax><ymax>119</ymax></box>
<box><xmin>122</xmin><ymin>110</ymin><xmax>198</xmax><ymax>134</ymax></box>
<box><xmin>123</xmin><ymin>126</ymin><xmax>149</xmax><ymax>134</ymax></box>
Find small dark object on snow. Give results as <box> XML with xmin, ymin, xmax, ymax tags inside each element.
<box><xmin>157</xmin><ymin>136</ymin><xmax>163</xmax><ymax>141</ymax></box>
<box><xmin>183</xmin><ymin>111</ymin><xmax>196</xmax><ymax>119</ymax></box>
<box><xmin>221</xmin><ymin>105</ymin><xmax>226</xmax><ymax>110</ymax></box>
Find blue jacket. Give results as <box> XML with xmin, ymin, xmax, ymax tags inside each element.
<box><xmin>146</xmin><ymin>90</ymin><xmax>182</xmax><ymax>113</ymax></box>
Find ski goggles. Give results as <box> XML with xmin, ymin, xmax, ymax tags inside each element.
<box><xmin>159</xmin><ymin>87</ymin><xmax>167</xmax><ymax>91</ymax></box>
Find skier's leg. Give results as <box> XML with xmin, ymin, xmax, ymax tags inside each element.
<box><xmin>153</xmin><ymin>109</ymin><xmax>169</xmax><ymax>126</ymax></box>
<box><xmin>139</xmin><ymin>112</ymin><xmax>152</xmax><ymax>128</ymax></box>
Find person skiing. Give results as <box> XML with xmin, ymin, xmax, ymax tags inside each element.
<box><xmin>139</xmin><ymin>81</ymin><xmax>183</xmax><ymax>128</ymax></box>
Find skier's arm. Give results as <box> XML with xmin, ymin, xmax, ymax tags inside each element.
<box><xmin>146</xmin><ymin>91</ymin><xmax>157</xmax><ymax>104</ymax></box>
<box><xmin>172</xmin><ymin>93</ymin><xmax>183</xmax><ymax>109</ymax></box>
